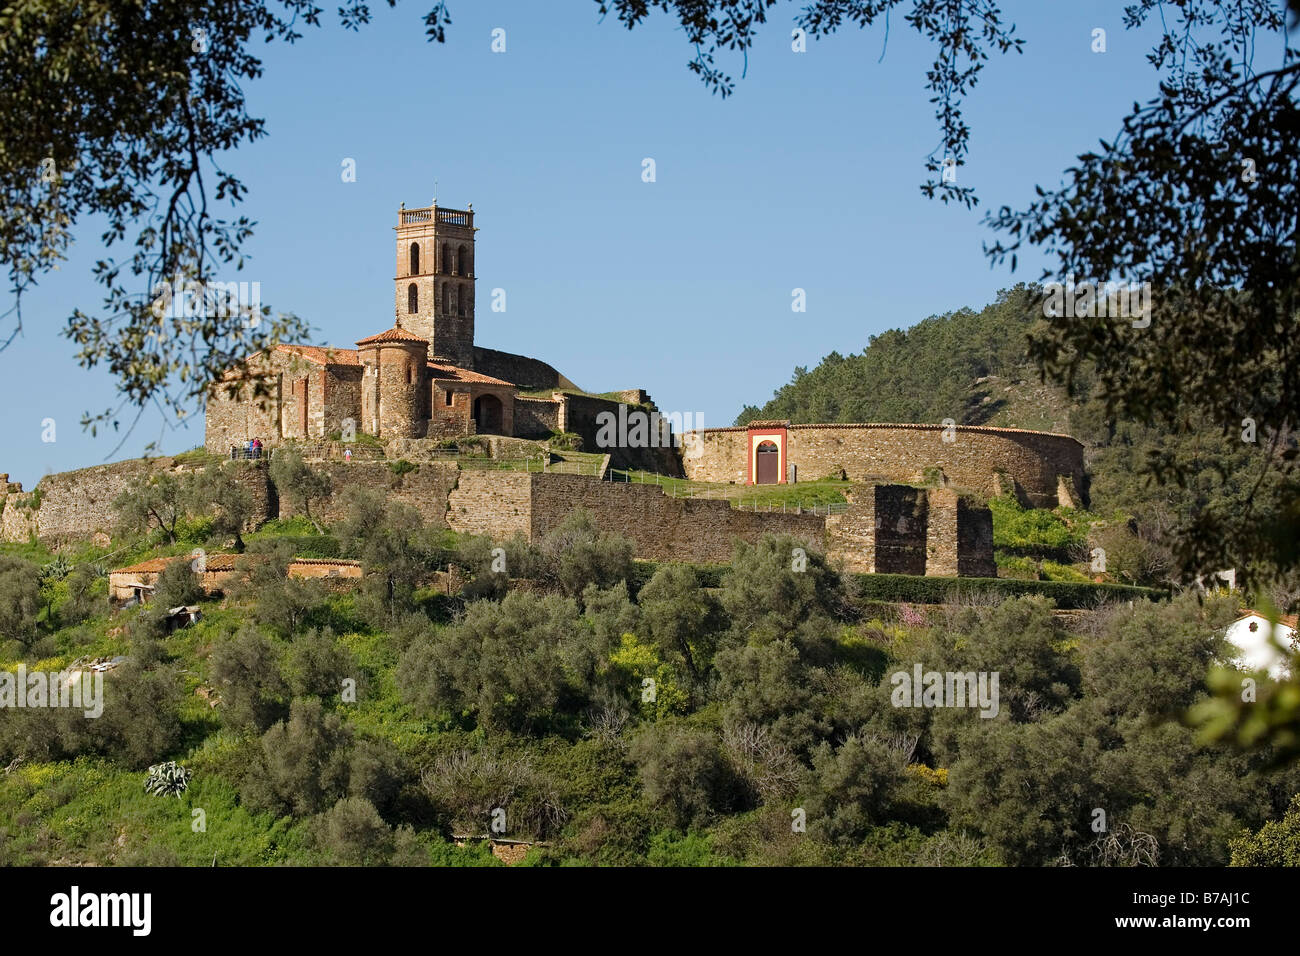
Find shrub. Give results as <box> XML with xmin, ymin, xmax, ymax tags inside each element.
<box><xmin>989</xmin><ymin>496</ymin><xmax>1090</xmax><ymax>553</ymax></box>
<box><xmin>241</xmin><ymin>698</ymin><xmax>353</xmax><ymax>817</ymax></box>
<box><xmin>1230</xmin><ymin>794</ymin><xmax>1300</xmax><ymax>866</ymax></box>
<box><xmin>851</xmin><ymin>572</ymin><xmax>1164</xmax><ymax>609</ymax></box>
<box><xmin>630</xmin><ymin>723</ymin><xmax>745</xmax><ymax>830</ymax></box>
<box><xmin>533</xmin><ymin>511</ymin><xmax>633</xmax><ymax>600</ymax></box>
<box><xmin>313</xmin><ymin>797</ymin><xmax>394</xmax><ymax>865</ymax></box>
<box><xmin>547</xmin><ymin>431</ymin><xmax>582</xmax><ymax>451</ymax></box>
<box><xmin>720</xmin><ymin>534</ymin><xmax>847</xmax><ymax>648</ymax></box>
<box><xmin>269</xmin><ymin>446</ymin><xmax>333</xmax><ymax>532</ymax></box>
<box><xmin>208</xmin><ymin>625</ymin><xmax>289</xmax><ymax>732</ymax></box>
<box><xmin>0</xmin><ymin>555</ymin><xmax>42</xmax><ymax>646</ymax></box>
<box><xmin>150</xmin><ymin>557</ymin><xmax>204</xmax><ymax>609</ymax></box>
<box><xmin>287</xmin><ymin>628</ymin><xmax>356</xmax><ymax>699</ymax></box>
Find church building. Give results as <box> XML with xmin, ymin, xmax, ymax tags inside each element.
<box><xmin>204</xmin><ymin>200</ymin><xmax>581</xmax><ymax>453</ymax></box>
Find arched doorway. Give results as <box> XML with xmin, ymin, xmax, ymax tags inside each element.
<box><xmin>473</xmin><ymin>394</ymin><xmax>504</xmax><ymax>433</ymax></box>
<box><xmin>755</xmin><ymin>440</ymin><xmax>780</xmax><ymax>484</ymax></box>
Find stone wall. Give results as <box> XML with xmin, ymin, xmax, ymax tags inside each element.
<box><xmin>231</xmin><ymin>461</ymin><xmax>277</xmax><ymax>530</ymax></box>
<box><xmin>683</xmin><ymin>423</ymin><xmax>1086</xmax><ymax>507</ymax></box>
<box><xmin>447</xmin><ymin>471</ymin><xmax>532</xmax><ymax>539</ymax></box>
<box><xmin>513</xmin><ymin>397</ymin><xmax>561</xmax><ymax>438</ymax></box>
<box><xmin>473</xmin><ymin>346</ymin><xmax>577</xmax><ymax>391</ymax></box>
<box><xmin>0</xmin><ymin>457</ymin><xmax>273</xmax><ymax>545</ymax></box>
<box><xmin>283</xmin><ymin>460</ymin><xmax>459</xmax><ymax>528</ymax></box>
<box><xmin>956</xmin><ymin>497</ymin><xmax>997</xmax><ymax>578</ymax></box>
<box><xmin>525</xmin><ymin>473</ymin><xmax>825</xmax><ymax>563</ymax></box>
<box><xmin>560</xmin><ymin>394</ymin><xmax>684</xmax><ymax>476</ymax></box>
<box><xmin>873</xmin><ymin>485</ymin><xmax>929</xmax><ymax>575</ymax></box>
<box><xmin>1</xmin><ymin>458</ymin><xmax>161</xmax><ymax>544</ymax></box>
<box><xmin>323</xmin><ymin>366</ymin><xmax>363</xmax><ymax>439</ymax></box>
<box><xmin>825</xmin><ymin>484</ymin><xmax>996</xmax><ymax>577</ymax></box>
<box><xmin>824</xmin><ymin>488</ymin><xmax>876</xmax><ymax>574</ymax></box>
<box><xmin>2</xmin><ymin>454</ymin><xmax>996</xmax><ymax>577</ymax></box>
<box><xmin>426</xmin><ymin>384</ymin><xmax>474</xmax><ymax>438</ymax></box>
<box><xmin>204</xmin><ymin>354</ymin><xmax>289</xmax><ymax>455</ymax></box>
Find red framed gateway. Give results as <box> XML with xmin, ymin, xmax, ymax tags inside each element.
<box><xmin>746</xmin><ymin>420</ymin><xmax>789</xmax><ymax>485</ymax></box>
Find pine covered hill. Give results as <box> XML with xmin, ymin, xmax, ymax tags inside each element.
<box><xmin>735</xmin><ymin>284</ymin><xmax>1284</xmax><ymax>592</ymax></box>
<box><xmin>735</xmin><ymin>285</ymin><xmax>1073</xmax><ymax>433</ymax></box>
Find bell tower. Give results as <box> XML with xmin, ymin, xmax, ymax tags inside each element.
<box><xmin>394</xmin><ymin>198</ymin><xmax>476</xmax><ymax>368</ymax></box>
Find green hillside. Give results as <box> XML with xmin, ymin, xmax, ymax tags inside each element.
<box><xmin>735</xmin><ymin>285</ymin><xmax>1065</xmax><ymax>430</ymax></box>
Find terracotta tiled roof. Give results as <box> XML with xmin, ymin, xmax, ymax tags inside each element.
<box><xmin>111</xmin><ymin>553</ymin><xmax>247</xmax><ymax>574</ymax></box>
<box><xmin>356</xmin><ymin>327</ymin><xmax>430</xmax><ymax>347</ymax></box>
<box><xmin>427</xmin><ymin>362</ymin><xmax>515</xmax><ymax>387</ymax></box>
<box><xmin>112</xmin><ymin>554</ymin><xmax>361</xmax><ymax>575</ymax></box>
<box><xmin>746</xmin><ymin>420</ymin><xmax>790</xmax><ymax>429</ymax></box>
<box><xmin>276</xmin><ymin>344</ymin><xmax>360</xmax><ymax>366</ymax></box>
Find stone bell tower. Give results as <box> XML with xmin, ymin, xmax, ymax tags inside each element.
<box><xmin>394</xmin><ymin>198</ymin><xmax>476</xmax><ymax>368</ymax></box>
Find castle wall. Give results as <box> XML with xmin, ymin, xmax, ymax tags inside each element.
<box><xmin>0</xmin><ymin>453</ymin><xmax>997</xmax><ymax>578</ymax></box>
<box><xmin>560</xmin><ymin>394</ymin><xmax>684</xmax><ymax>476</ymax></box>
<box><xmin>683</xmin><ymin>423</ymin><xmax>1086</xmax><ymax>507</ymax></box>
<box><xmin>427</xmin><ymin>384</ymin><xmax>475</xmax><ymax>439</ymax></box>
<box><xmin>525</xmin><ymin>473</ymin><xmax>825</xmax><ymax>563</ymax></box>
<box><xmin>472</xmin><ymin>347</ymin><xmax>577</xmax><ymax>392</ymax></box>
<box><xmin>824</xmin><ymin>488</ymin><xmax>876</xmax><ymax>574</ymax></box>
<box><xmin>873</xmin><ymin>485</ymin><xmax>929</xmax><ymax>575</ymax></box>
<box><xmin>205</xmin><ymin>363</ymin><xmax>284</xmax><ymax>454</ymax></box>
<box><xmin>925</xmin><ymin>489</ymin><xmax>961</xmax><ymax>577</ymax></box>
<box><xmin>447</xmin><ymin>471</ymin><xmax>533</xmax><ymax>539</ymax></box>
<box><xmin>513</xmin><ymin>397</ymin><xmax>561</xmax><ymax>438</ymax></box>
<box><xmin>957</xmin><ymin>497</ymin><xmax>997</xmax><ymax>578</ymax></box>
<box><xmin>322</xmin><ymin>366</ymin><xmax>363</xmax><ymax>439</ymax></box>
<box><xmin>0</xmin><ymin>458</ymin><xmax>274</xmax><ymax>545</ymax></box>
<box><xmin>283</xmin><ymin>460</ymin><xmax>459</xmax><ymax>528</ymax></box>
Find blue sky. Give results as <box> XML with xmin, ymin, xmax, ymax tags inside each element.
<box><xmin>1</xmin><ymin>0</ymin><xmax>1166</xmax><ymax>485</ymax></box>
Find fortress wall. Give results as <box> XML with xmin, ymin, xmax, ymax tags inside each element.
<box><xmin>231</xmin><ymin>461</ymin><xmax>278</xmax><ymax>530</ymax></box>
<box><xmin>447</xmin><ymin>470</ymin><xmax>532</xmax><ymax>539</ymax></box>
<box><xmin>926</xmin><ymin>489</ymin><xmax>961</xmax><ymax>577</ymax></box>
<box><xmin>472</xmin><ymin>346</ymin><xmax>577</xmax><ymax>392</ymax></box>
<box><xmin>681</xmin><ymin>429</ymin><xmax>750</xmax><ymax>484</ymax></box>
<box><xmin>2</xmin><ymin>458</ymin><xmax>163</xmax><ymax>544</ymax></box>
<box><xmin>322</xmin><ymin>366</ymin><xmax>362</xmax><ymax>439</ymax></box>
<box><xmin>291</xmin><ymin>460</ymin><xmax>459</xmax><ymax>528</ymax></box>
<box><xmin>957</xmin><ymin>497</ymin><xmax>997</xmax><ymax>578</ymax></box>
<box><xmin>206</xmin><ymin>374</ymin><xmax>283</xmax><ymax>455</ymax></box>
<box><xmin>682</xmin><ymin>424</ymin><xmax>1086</xmax><ymax>508</ymax></box>
<box><xmin>513</xmin><ymin>397</ymin><xmax>561</xmax><ymax>438</ymax></box>
<box><xmin>872</xmin><ymin>485</ymin><xmax>929</xmax><ymax>575</ymax></box>
<box><xmin>4</xmin><ymin>456</ymin><xmax>994</xmax><ymax>577</ymax></box>
<box><xmin>560</xmin><ymin>394</ymin><xmax>685</xmax><ymax>476</ymax></box>
<box><xmin>526</xmin><ymin>473</ymin><xmax>825</xmax><ymax>563</ymax></box>
<box><xmin>0</xmin><ymin>458</ymin><xmax>274</xmax><ymax>545</ymax></box>
<box><xmin>824</xmin><ymin>489</ymin><xmax>877</xmax><ymax>574</ymax></box>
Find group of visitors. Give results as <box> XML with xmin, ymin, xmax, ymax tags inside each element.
<box><xmin>230</xmin><ymin>437</ymin><xmax>355</xmax><ymax>461</ymax></box>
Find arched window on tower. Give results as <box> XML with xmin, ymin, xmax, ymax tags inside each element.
<box><xmin>407</xmin><ymin>364</ymin><xmax>415</xmax><ymax>384</ymax></box>
<box><xmin>456</xmin><ymin>245</ymin><xmax>467</xmax><ymax>276</ymax></box>
<box><xmin>441</xmin><ymin>243</ymin><xmax>450</xmax><ymax>275</ymax></box>
<box><xmin>409</xmin><ymin>242</ymin><xmax>420</xmax><ymax>275</ymax></box>
<box><xmin>442</xmin><ymin>284</ymin><xmax>450</xmax><ymax>316</ymax></box>
<box><xmin>457</xmin><ymin>284</ymin><xmax>465</xmax><ymax>317</ymax></box>
<box><xmin>407</xmin><ymin>283</ymin><xmax>418</xmax><ymax>314</ymax></box>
